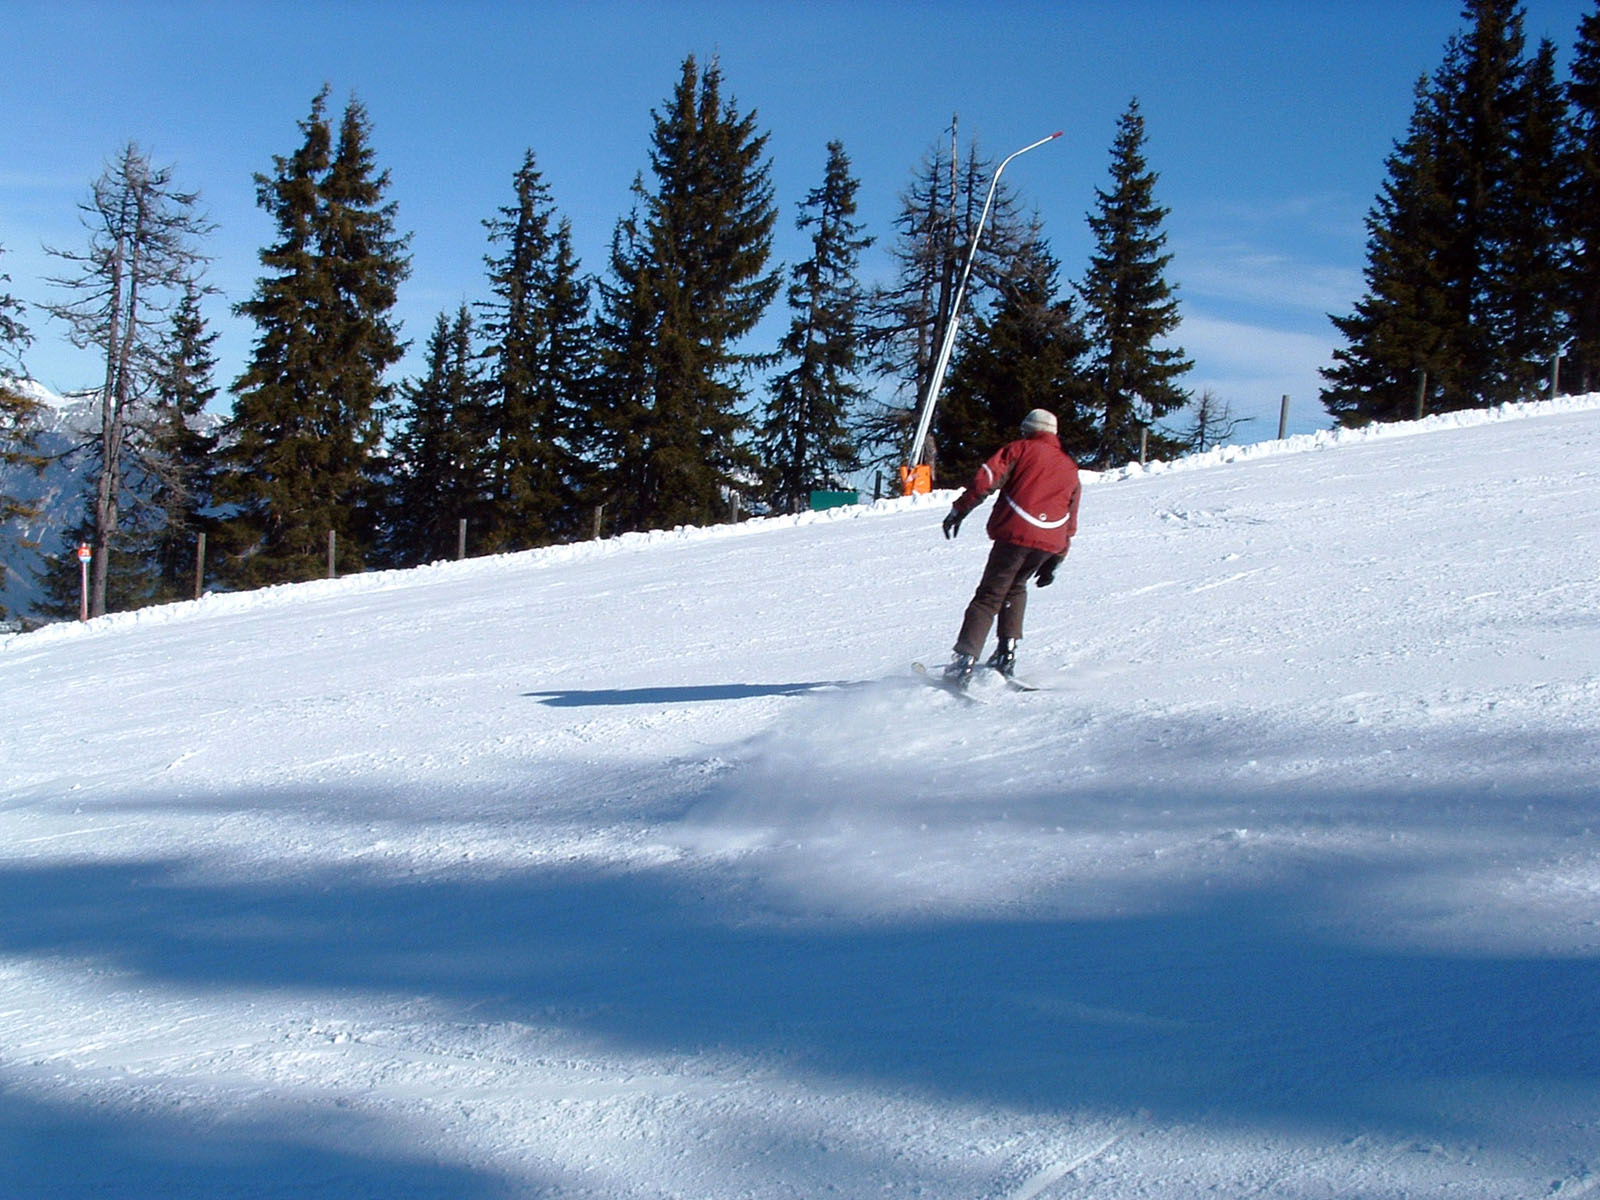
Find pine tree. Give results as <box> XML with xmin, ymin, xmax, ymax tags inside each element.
<box><xmin>0</xmin><ymin>242</ymin><xmax>29</xmax><ymax>386</ymax></box>
<box><xmin>1494</xmin><ymin>37</ymin><xmax>1569</xmax><ymax>399</ymax></box>
<box><xmin>938</xmin><ymin>233</ymin><xmax>1094</xmax><ymax>478</ymax></box>
<box><xmin>42</xmin><ymin>142</ymin><xmax>213</xmax><ymax>616</ymax></box>
<box><xmin>222</xmin><ymin>88</ymin><xmax>410</xmax><ymax>586</ymax></box>
<box><xmin>584</xmin><ymin>211</ymin><xmax>653</xmax><ymax>537</ymax></box>
<box><xmin>0</xmin><ymin>243</ymin><xmax>44</xmax><ymax>620</ymax></box>
<box><xmin>1</xmin><ymin>240</ymin><xmax>42</xmax><ymax>519</ymax></box>
<box><xmin>477</xmin><ymin>150</ymin><xmax>592</xmax><ymax>550</ymax></box>
<box><xmin>386</xmin><ymin>305</ymin><xmax>484</xmax><ymax>565</ymax></box>
<box><xmin>1322</xmin><ymin>78</ymin><xmax>1456</xmax><ymax>424</ymax></box>
<box><xmin>140</xmin><ymin>283</ymin><xmax>220</xmax><ymax>601</ymax></box>
<box><xmin>591</xmin><ymin>55</ymin><xmax>779</xmax><ymax>533</ymax></box>
<box><xmin>1078</xmin><ymin>98</ymin><xmax>1192</xmax><ymax>467</ymax></box>
<box><xmin>1431</xmin><ymin>0</ymin><xmax>1562</xmax><ymax>406</ymax></box>
<box><xmin>1325</xmin><ymin>1</ymin><xmax>1564</xmax><ymax>421</ymax></box>
<box><xmin>865</xmin><ymin>120</ymin><xmax>1032</xmax><ymax>476</ymax></box>
<box><xmin>758</xmin><ymin>140</ymin><xmax>873</xmax><ymax>514</ymax></box>
<box><xmin>1566</xmin><ymin>2</ymin><xmax>1600</xmax><ymax>395</ymax></box>
<box><xmin>0</xmin><ymin>372</ymin><xmax>42</xmax><ymax>526</ymax></box>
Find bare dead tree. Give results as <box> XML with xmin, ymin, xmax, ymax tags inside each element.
<box><xmin>43</xmin><ymin>143</ymin><xmax>213</xmax><ymax>617</ymax></box>
<box><xmin>1184</xmin><ymin>388</ymin><xmax>1252</xmax><ymax>453</ymax></box>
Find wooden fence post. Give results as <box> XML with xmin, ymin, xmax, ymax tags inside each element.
<box><xmin>457</xmin><ymin>518</ymin><xmax>467</xmax><ymax>561</ymax></box>
<box><xmin>327</xmin><ymin>530</ymin><xmax>336</xmax><ymax>579</ymax></box>
<box><xmin>194</xmin><ymin>531</ymin><xmax>206</xmax><ymax>600</ymax></box>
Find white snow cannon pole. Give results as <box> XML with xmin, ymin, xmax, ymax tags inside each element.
<box><xmin>904</xmin><ymin>129</ymin><xmax>1062</xmax><ymax>492</ymax></box>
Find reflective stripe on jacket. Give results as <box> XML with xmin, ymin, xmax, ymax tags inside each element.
<box><xmin>952</xmin><ymin>433</ymin><xmax>1081</xmax><ymax>554</ymax></box>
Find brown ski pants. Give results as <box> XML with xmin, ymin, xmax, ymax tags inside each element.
<box><xmin>953</xmin><ymin>541</ymin><xmax>1056</xmax><ymax>658</ymax></box>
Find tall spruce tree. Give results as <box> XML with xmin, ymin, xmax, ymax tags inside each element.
<box><xmin>758</xmin><ymin>140</ymin><xmax>873</xmax><ymax>514</ymax></box>
<box><xmin>865</xmin><ymin>121</ymin><xmax>1032</xmax><ymax>477</ymax></box>
<box><xmin>1324</xmin><ymin>1</ymin><xmax>1564</xmax><ymax>421</ymax></box>
<box><xmin>591</xmin><ymin>55</ymin><xmax>779</xmax><ymax>533</ymax></box>
<box><xmin>222</xmin><ymin>88</ymin><xmax>410</xmax><ymax>586</ymax></box>
<box><xmin>1322</xmin><ymin>77</ymin><xmax>1456</xmax><ymax>424</ymax></box>
<box><xmin>1495</xmin><ymin>37</ymin><xmax>1569</xmax><ymax>399</ymax></box>
<box><xmin>42</xmin><ymin>142</ymin><xmax>213</xmax><ymax>616</ymax></box>
<box><xmin>477</xmin><ymin>151</ymin><xmax>591</xmax><ymax>549</ymax></box>
<box><xmin>139</xmin><ymin>283</ymin><xmax>220</xmax><ymax>602</ymax></box>
<box><xmin>1078</xmin><ymin>98</ymin><xmax>1191</xmax><ymax>467</ymax></box>
<box><xmin>939</xmin><ymin>232</ymin><xmax>1095</xmax><ymax>478</ymax></box>
<box><xmin>386</xmin><ymin>305</ymin><xmax>484</xmax><ymax>565</ymax></box>
<box><xmin>1567</xmin><ymin>3</ymin><xmax>1600</xmax><ymax>394</ymax></box>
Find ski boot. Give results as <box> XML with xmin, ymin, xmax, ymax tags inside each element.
<box><xmin>943</xmin><ymin>652</ymin><xmax>977</xmax><ymax>690</ymax></box>
<box><xmin>986</xmin><ymin>637</ymin><xmax>1017</xmax><ymax>679</ymax></box>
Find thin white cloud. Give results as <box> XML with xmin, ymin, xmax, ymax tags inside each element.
<box><xmin>1179</xmin><ymin>314</ymin><xmax>1334</xmax><ymax>378</ymax></box>
<box><xmin>1178</xmin><ymin>244</ymin><xmax>1363</xmax><ymax>316</ymax></box>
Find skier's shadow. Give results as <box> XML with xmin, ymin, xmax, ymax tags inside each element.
<box><xmin>524</xmin><ymin>680</ymin><xmax>867</xmax><ymax>707</ymax></box>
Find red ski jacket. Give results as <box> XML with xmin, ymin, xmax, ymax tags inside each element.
<box><xmin>951</xmin><ymin>432</ymin><xmax>1081</xmax><ymax>555</ymax></box>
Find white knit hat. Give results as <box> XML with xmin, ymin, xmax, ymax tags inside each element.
<box><xmin>1020</xmin><ymin>408</ymin><xmax>1058</xmax><ymax>435</ymax></box>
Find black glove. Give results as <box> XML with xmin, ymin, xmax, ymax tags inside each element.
<box><xmin>942</xmin><ymin>507</ymin><xmax>965</xmax><ymax>539</ymax></box>
<box><xmin>1035</xmin><ymin>553</ymin><xmax>1065</xmax><ymax>587</ymax></box>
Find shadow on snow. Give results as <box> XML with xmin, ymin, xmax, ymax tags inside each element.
<box><xmin>0</xmin><ymin>1079</ymin><xmax>524</xmax><ymax>1199</ymax></box>
<box><xmin>1</xmin><ymin>819</ymin><xmax>1596</xmax><ymax>1129</ymax></box>
<box><xmin>4</xmin><ymin>706</ymin><xmax>1599</xmax><ymax>1193</ymax></box>
<box><xmin>522</xmin><ymin>680</ymin><xmax>866</xmax><ymax>706</ymax></box>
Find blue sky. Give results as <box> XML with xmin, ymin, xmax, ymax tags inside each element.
<box><xmin>3</xmin><ymin>0</ymin><xmax>1594</xmax><ymax>442</ymax></box>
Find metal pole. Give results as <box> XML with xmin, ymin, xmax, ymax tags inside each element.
<box><xmin>906</xmin><ymin>130</ymin><xmax>1063</xmax><ymax>472</ymax></box>
<box><xmin>457</xmin><ymin>518</ymin><xmax>467</xmax><ymax>561</ymax></box>
<box><xmin>77</xmin><ymin>544</ymin><xmax>90</xmax><ymax>622</ymax></box>
<box><xmin>327</xmin><ymin>530</ymin><xmax>336</xmax><ymax>579</ymax></box>
<box><xmin>194</xmin><ymin>531</ymin><xmax>206</xmax><ymax>600</ymax></box>
<box><xmin>1278</xmin><ymin>395</ymin><xmax>1290</xmax><ymax>441</ymax></box>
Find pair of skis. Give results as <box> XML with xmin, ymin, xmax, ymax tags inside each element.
<box><xmin>912</xmin><ymin>660</ymin><xmax>1040</xmax><ymax>703</ymax></box>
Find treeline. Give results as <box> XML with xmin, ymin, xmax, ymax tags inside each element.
<box><xmin>1324</xmin><ymin>0</ymin><xmax>1600</xmax><ymax>422</ymax></box>
<box><xmin>10</xmin><ymin>1</ymin><xmax>1596</xmax><ymax>621</ymax></box>
<box><xmin>1</xmin><ymin>53</ymin><xmax>1196</xmax><ymax>620</ymax></box>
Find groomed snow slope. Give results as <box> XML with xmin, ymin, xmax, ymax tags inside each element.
<box><xmin>2</xmin><ymin>398</ymin><xmax>1599</xmax><ymax>1198</ymax></box>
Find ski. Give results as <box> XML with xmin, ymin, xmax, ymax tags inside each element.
<box><xmin>988</xmin><ymin>666</ymin><xmax>1042</xmax><ymax>692</ymax></box>
<box><xmin>911</xmin><ymin>661</ymin><xmax>984</xmax><ymax>703</ymax></box>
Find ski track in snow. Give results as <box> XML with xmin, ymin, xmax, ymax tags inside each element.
<box><xmin>2</xmin><ymin>396</ymin><xmax>1600</xmax><ymax>1197</ymax></box>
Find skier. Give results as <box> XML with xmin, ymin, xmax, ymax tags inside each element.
<box><xmin>938</xmin><ymin>408</ymin><xmax>1081</xmax><ymax>688</ymax></box>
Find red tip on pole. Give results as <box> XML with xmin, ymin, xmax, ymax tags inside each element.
<box><xmin>1051</xmin><ymin>131</ymin><xmax>1064</xmax><ymax>139</ymax></box>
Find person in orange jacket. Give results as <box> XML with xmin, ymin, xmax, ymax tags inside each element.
<box><xmin>939</xmin><ymin>408</ymin><xmax>1081</xmax><ymax>687</ymax></box>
